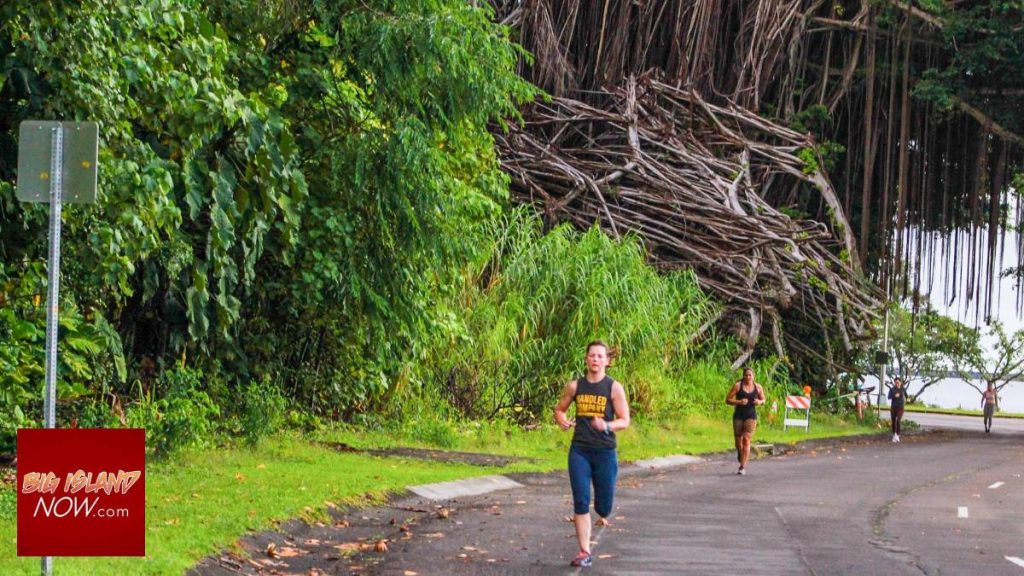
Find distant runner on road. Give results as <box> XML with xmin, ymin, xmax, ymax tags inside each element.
<box><xmin>726</xmin><ymin>367</ymin><xmax>764</xmax><ymax>475</ymax></box>
<box><xmin>888</xmin><ymin>376</ymin><xmax>906</xmax><ymax>442</ymax></box>
<box><xmin>981</xmin><ymin>383</ymin><xmax>998</xmax><ymax>433</ymax></box>
<box><xmin>554</xmin><ymin>340</ymin><xmax>631</xmax><ymax>568</ymax></box>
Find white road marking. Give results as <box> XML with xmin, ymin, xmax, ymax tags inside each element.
<box><xmin>989</xmin><ymin>481</ymin><xmax>1005</xmax><ymax>489</ymax></box>
<box><xmin>957</xmin><ymin>506</ymin><xmax>969</xmax><ymax>518</ymax></box>
<box><xmin>1006</xmin><ymin>556</ymin><xmax>1024</xmax><ymax>568</ymax></box>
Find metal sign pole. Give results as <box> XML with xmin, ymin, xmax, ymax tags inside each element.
<box><xmin>41</xmin><ymin>124</ymin><xmax>64</xmax><ymax>576</ymax></box>
<box><xmin>16</xmin><ymin>120</ymin><xmax>97</xmax><ymax>574</ymax></box>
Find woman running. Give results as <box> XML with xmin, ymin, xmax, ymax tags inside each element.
<box><xmin>726</xmin><ymin>368</ymin><xmax>764</xmax><ymax>475</ymax></box>
<box><xmin>887</xmin><ymin>376</ymin><xmax>906</xmax><ymax>442</ymax></box>
<box><xmin>554</xmin><ymin>341</ymin><xmax>631</xmax><ymax>568</ymax></box>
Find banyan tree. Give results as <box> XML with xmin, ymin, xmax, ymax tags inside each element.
<box><xmin>488</xmin><ymin>0</ymin><xmax>1024</xmax><ymax>383</ymax></box>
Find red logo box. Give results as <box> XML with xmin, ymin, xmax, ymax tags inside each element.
<box><xmin>17</xmin><ymin>428</ymin><xmax>145</xmax><ymax>556</ymax></box>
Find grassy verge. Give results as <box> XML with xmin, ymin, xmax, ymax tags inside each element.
<box><xmin>1</xmin><ymin>414</ymin><xmax>873</xmax><ymax>575</ymax></box>
<box><xmin>902</xmin><ymin>404</ymin><xmax>1024</xmax><ymax>419</ymax></box>
<box><xmin>318</xmin><ymin>412</ymin><xmax>874</xmax><ymax>471</ymax></box>
<box><xmin>0</xmin><ymin>434</ymin><xmax>498</xmax><ymax>576</ymax></box>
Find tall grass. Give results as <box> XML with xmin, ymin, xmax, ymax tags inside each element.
<box><xmin>416</xmin><ymin>208</ymin><xmax>728</xmax><ymax>421</ymax></box>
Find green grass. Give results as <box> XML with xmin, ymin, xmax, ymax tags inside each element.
<box><xmin>318</xmin><ymin>411</ymin><xmax>875</xmax><ymax>471</ymax></box>
<box><xmin>1</xmin><ymin>414</ymin><xmax>874</xmax><ymax>575</ymax></box>
<box><xmin>902</xmin><ymin>404</ymin><xmax>1024</xmax><ymax>419</ymax></box>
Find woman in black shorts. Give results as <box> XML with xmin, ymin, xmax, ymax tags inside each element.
<box><xmin>887</xmin><ymin>376</ymin><xmax>906</xmax><ymax>442</ymax></box>
<box><xmin>726</xmin><ymin>368</ymin><xmax>765</xmax><ymax>475</ymax></box>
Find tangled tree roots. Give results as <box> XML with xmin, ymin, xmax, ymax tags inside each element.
<box><xmin>495</xmin><ymin>74</ymin><xmax>882</xmax><ymax>369</ymax></box>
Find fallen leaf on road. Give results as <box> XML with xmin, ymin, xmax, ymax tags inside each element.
<box><xmin>304</xmin><ymin>539</ymin><xmax>322</xmax><ymax>546</ymax></box>
<box><xmin>335</xmin><ymin>520</ymin><xmax>350</xmax><ymax>528</ymax></box>
<box><xmin>400</xmin><ymin>524</ymin><xmax>411</xmax><ymax>532</ymax></box>
<box><xmin>374</xmin><ymin>539</ymin><xmax>389</xmax><ymax>553</ymax></box>
<box><xmin>598</xmin><ymin>554</ymin><xmax>615</xmax><ymax>559</ymax></box>
<box><xmin>437</xmin><ymin>507</ymin><xmax>450</xmax><ymax>519</ymax></box>
<box><xmin>266</xmin><ymin>543</ymin><xmax>279</xmax><ymax>558</ymax></box>
<box><xmin>334</xmin><ymin>542</ymin><xmax>369</xmax><ymax>555</ymax></box>
<box><xmin>276</xmin><ymin>546</ymin><xmax>307</xmax><ymax>557</ymax></box>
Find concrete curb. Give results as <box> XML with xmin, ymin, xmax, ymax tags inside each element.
<box><xmin>631</xmin><ymin>454</ymin><xmax>703</xmax><ymax>468</ymax></box>
<box><xmin>409</xmin><ymin>474</ymin><xmax>523</xmax><ymax>501</ymax></box>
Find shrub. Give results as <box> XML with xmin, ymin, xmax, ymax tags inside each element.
<box><xmin>406</xmin><ymin>416</ymin><xmax>459</xmax><ymax>449</ymax></box>
<box><xmin>126</xmin><ymin>367</ymin><xmax>220</xmax><ymax>456</ymax></box>
<box><xmin>73</xmin><ymin>398</ymin><xmax>120</xmax><ymax>428</ymax></box>
<box><xmin>239</xmin><ymin>376</ymin><xmax>287</xmax><ymax>443</ymax></box>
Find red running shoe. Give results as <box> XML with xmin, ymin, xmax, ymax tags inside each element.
<box><xmin>570</xmin><ymin>550</ymin><xmax>593</xmax><ymax>567</ymax></box>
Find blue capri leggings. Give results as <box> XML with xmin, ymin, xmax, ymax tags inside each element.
<box><xmin>568</xmin><ymin>444</ymin><xmax>618</xmax><ymax>516</ymax></box>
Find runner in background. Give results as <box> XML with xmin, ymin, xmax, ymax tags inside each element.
<box><xmin>726</xmin><ymin>368</ymin><xmax>764</xmax><ymax>475</ymax></box>
<box><xmin>981</xmin><ymin>383</ymin><xmax>998</xmax><ymax>433</ymax></box>
<box><xmin>887</xmin><ymin>376</ymin><xmax>906</xmax><ymax>442</ymax></box>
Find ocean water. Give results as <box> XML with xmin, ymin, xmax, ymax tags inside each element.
<box><xmin>861</xmin><ymin>375</ymin><xmax>1024</xmax><ymax>413</ymax></box>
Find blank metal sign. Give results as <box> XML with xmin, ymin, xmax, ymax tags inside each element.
<box><xmin>16</xmin><ymin>121</ymin><xmax>98</xmax><ymax>204</ymax></box>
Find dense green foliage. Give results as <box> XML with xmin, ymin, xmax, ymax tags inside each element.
<box><xmin>0</xmin><ymin>0</ymin><xmax>536</xmax><ymax>449</ymax></box>
<box><xmin>909</xmin><ymin>0</ymin><xmax>1024</xmax><ymax>134</ymax></box>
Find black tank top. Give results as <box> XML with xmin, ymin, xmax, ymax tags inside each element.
<box><xmin>571</xmin><ymin>376</ymin><xmax>616</xmax><ymax>449</ymax></box>
<box><xmin>733</xmin><ymin>383</ymin><xmax>758</xmax><ymax>421</ymax></box>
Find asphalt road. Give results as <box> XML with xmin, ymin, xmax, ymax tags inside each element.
<box><xmin>194</xmin><ymin>429</ymin><xmax>1024</xmax><ymax>576</ymax></box>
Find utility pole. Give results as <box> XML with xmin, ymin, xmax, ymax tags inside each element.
<box><xmin>877</xmin><ymin>239</ymin><xmax>894</xmax><ymax>412</ymax></box>
<box><xmin>878</xmin><ymin>305</ymin><xmax>890</xmax><ymax>409</ymax></box>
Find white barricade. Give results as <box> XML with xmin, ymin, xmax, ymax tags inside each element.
<box><xmin>784</xmin><ymin>395</ymin><xmax>811</xmax><ymax>430</ymax></box>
